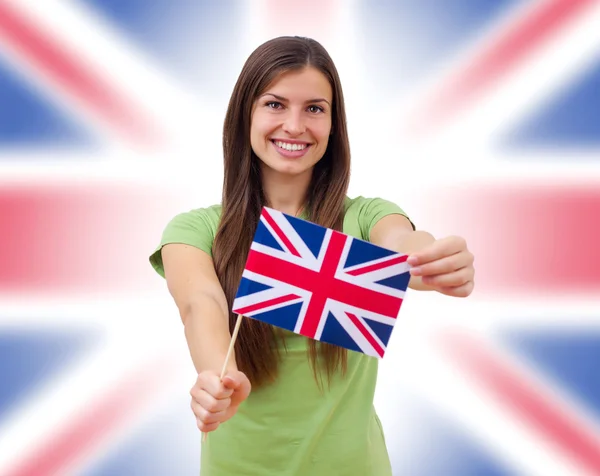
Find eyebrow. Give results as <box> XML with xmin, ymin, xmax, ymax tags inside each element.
<box><xmin>260</xmin><ymin>93</ymin><xmax>331</xmax><ymax>106</ymax></box>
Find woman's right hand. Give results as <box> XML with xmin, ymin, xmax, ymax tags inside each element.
<box><xmin>190</xmin><ymin>369</ymin><xmax>251</xmax><ymax>433</ymax></box>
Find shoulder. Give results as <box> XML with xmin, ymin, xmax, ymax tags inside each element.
<box><xmin>162</xmin><ymin>204</ymin><xmax>222</xmax><ymax>243</ymax></box>
<box><xmin>344</xmin><ymin>195</ymin><xmax>403</xmax><ymax>214</ymax></box>
<box><xmin>168</xmin><ymin>204</ymin><xmax>222</xmax><ymax>228</ymax></box>
<box><xmin>149</xmin><ymin>203</ymin><xmax>222</xmax><ymax>278</ymax></box>
<box><xmin>343</xmin><ymin>196</ymin><xmax>414</xmax><ymax>241</ymax></box>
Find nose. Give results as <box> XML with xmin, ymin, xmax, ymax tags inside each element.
<box><xmin>282</xmin><ymin>109</ymin><xmax>306</xmax><ymax>136</ymax></box>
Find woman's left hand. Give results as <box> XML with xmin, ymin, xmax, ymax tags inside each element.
<box><xmin>407</xmin><ymin>236</ymin><xmax>475</xmax><ymax>298</ymax></box>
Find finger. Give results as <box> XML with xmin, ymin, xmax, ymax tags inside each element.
<box><xmin>192</xmin><ymin>389</ymin><xmax>231</xmax><ymax>413</ymax></box>
<box><xmin>197</xmin><ymin>420</ymin><xmax>220</xmax><ymax>433</ymax></box>
<box><xmin>439</xmin><ymin>280</ymin><xmax>474</xmax><ymax>298</ymax></box>
<box><xmin>408</xmin><ymin>236</ymin><xmax>466</xmax><ymax>266</ymax></box>
<box><xmin>192</xmin><ymin>402</ymin><xmax>229</xmax><ymax>425</ymax></box>
<box><xmin>422</xmin><ymin>267</ymin><xmax>473</xmax><ymax>288</ymax></box>
<box><xmin>202</xmin><ymin>377</ymin><xmax>234</xmax><ymax>400</ymax></box>
<box><xmin>410</xmin><ymin>250</ymin><xmax>473</xmax><ymax>277</ymax></box>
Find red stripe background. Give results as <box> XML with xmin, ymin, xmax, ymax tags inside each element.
<box><xmin>0</xmin><ymin>183</ymin><xmax>179</xmax><ymax>296</ymax></box>
<box><xmin>421</xmin><ymin>184</ymin><xmax>600</xmax><ymax>296</ymax></box>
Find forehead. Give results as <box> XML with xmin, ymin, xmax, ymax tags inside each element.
<box><xmin>263</xmin><ymin>67</ymin><xmax>332</xmax><ymax>101</ymax></box>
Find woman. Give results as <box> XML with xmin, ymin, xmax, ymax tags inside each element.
<box><xmin>150</xmin><ymin>36</ymin><xmax>474</xmax><ymax>476</ymax></box>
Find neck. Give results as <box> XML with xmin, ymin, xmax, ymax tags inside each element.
<box><xmin>261</xmin><ymin>167</ymin><xmax>312</xmax><ymax>216</ymax></box>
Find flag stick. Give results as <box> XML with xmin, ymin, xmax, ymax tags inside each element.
<box><xmin>202</xmin><ymin>313</ymin><xmax>244</xmax><ymax>443</ymax></box>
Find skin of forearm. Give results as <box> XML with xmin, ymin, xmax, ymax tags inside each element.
<box><xmin>182</xmin><ymin>293</ymin><xmax>239</xmax><ymax>375</ymax></box>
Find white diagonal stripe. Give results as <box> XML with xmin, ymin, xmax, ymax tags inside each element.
<box><xmin>263</xmin><ymin>207</ymin><xmax>320</xmax><ymax>266</ymax></box>
<box><xmin>328</xmin><ymin>304</ymin><xmax>384</xmax><ymax>358</ymax></box>
<box><xmin>250</xmin><ymin>242</ymin><xmax>322</xmax><ymax>272</ymax></box>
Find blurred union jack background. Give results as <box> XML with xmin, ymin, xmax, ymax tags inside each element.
<box><xmin>0</xmin><ymin>0</ymin><xmax>598</xmax><ymax>474</ymax></box>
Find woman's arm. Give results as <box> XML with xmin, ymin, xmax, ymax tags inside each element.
<box><xmin>162</xmin><ymin>243</ymin><xmax>237</xmax><ymax>374</ymax></box>
<box><xmin>370</xmin><ymin>214</ymin><xmax>436</xmax><ymax>291</ymax></box>
<box><xmin>161</xmin><ymin>243</ymin><xmax>251</xmax><ymax>433</ymax></box>
<box><xmin>370</xmin><ymin>214</ymin><xmax>475</xmax><ymax>297</ymax></box>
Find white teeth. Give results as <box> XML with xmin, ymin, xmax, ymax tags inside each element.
<box><xmin>275</xmin><ymin>141</ymin><xmax>307</xmax><ymax>151</ymax></box>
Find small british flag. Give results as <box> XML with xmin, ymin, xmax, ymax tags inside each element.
<box><xmin>231</xmin><ymin>207</ymin><xmax>411</xmax><ymax>358</ymax></box>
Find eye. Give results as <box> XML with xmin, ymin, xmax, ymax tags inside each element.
<box><xmin>265</xmin><ymin>101</ymin><xmax>283</xmax><ymax>109</ymax></box>
<box><xmin>308</xmin><ymin>105</ymin><xmax>324</xmax><ymax>114</ymax></box>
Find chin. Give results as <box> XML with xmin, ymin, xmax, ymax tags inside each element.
<box><xmin>265</xmin><ymin>158</ymin><xmax>313</xmax><ymax>176</ymax></box>
<box><xmin>274</xmin><ymin>164</ymin><xmax>311</xmax><ymax>176</ymax></box>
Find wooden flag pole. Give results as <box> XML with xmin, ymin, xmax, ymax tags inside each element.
<box><xmin>202</xmin><ymin>313</ymin><xmax>244</xmax><ymax>443</ymax></box>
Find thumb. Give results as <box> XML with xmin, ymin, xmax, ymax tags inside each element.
<box><xmin>222</xmin><ymin>371</ymin><xmax>251</xmax><ymax>400</ymax></box>
<box><xmin>222</xmin><ymin>374</ymin><xmax>239</xmax><ymax>390</ymax></box>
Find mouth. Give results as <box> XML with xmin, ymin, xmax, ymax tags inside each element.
<box><xmin>270</xmin><ymin>139</ymin><xmax>312</xmax><ymax>158</ymax></box>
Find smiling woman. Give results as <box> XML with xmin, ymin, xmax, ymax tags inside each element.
<box><xmin>149</xmin><ymin>36</ymin><xmax>475</xmax><ymax>476</ymax></box>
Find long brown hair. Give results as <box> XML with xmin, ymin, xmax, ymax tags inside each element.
<box><xmin>212</xmin><ymin>36</ymin><xmax>351</xmax><ymax>389</ymax></box>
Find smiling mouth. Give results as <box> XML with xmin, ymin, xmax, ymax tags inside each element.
<box><xmin>271</xmin><ymin>140</ymin><xmax>310</xmax><ymax>152</ymax></box>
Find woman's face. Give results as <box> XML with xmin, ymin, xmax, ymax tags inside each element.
<box><xmin>250</xmin><ymin>67</ymin><xmax>333</xmax><ymax>180</ymax></box>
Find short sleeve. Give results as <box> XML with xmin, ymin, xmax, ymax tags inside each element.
<box><xmin>348</xmin><ymin>196</ymin><xmax>415</xmax><ymax>241</ymax></box>
<box><xmin>149</xmin><ymin>205</ymin><xmax>221</xmax><ymax>278</ymax></box>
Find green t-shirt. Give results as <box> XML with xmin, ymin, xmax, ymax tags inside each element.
<box><xmin>149</xmin><ymin>196</ymin><xmax>412</xmax><ymax>476</ymax></box>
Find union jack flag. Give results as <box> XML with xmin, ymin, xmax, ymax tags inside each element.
<box><xmin>232</xmin><ymin>207</ymin><xmax>411</xmax><ymax>358</ymax></box>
